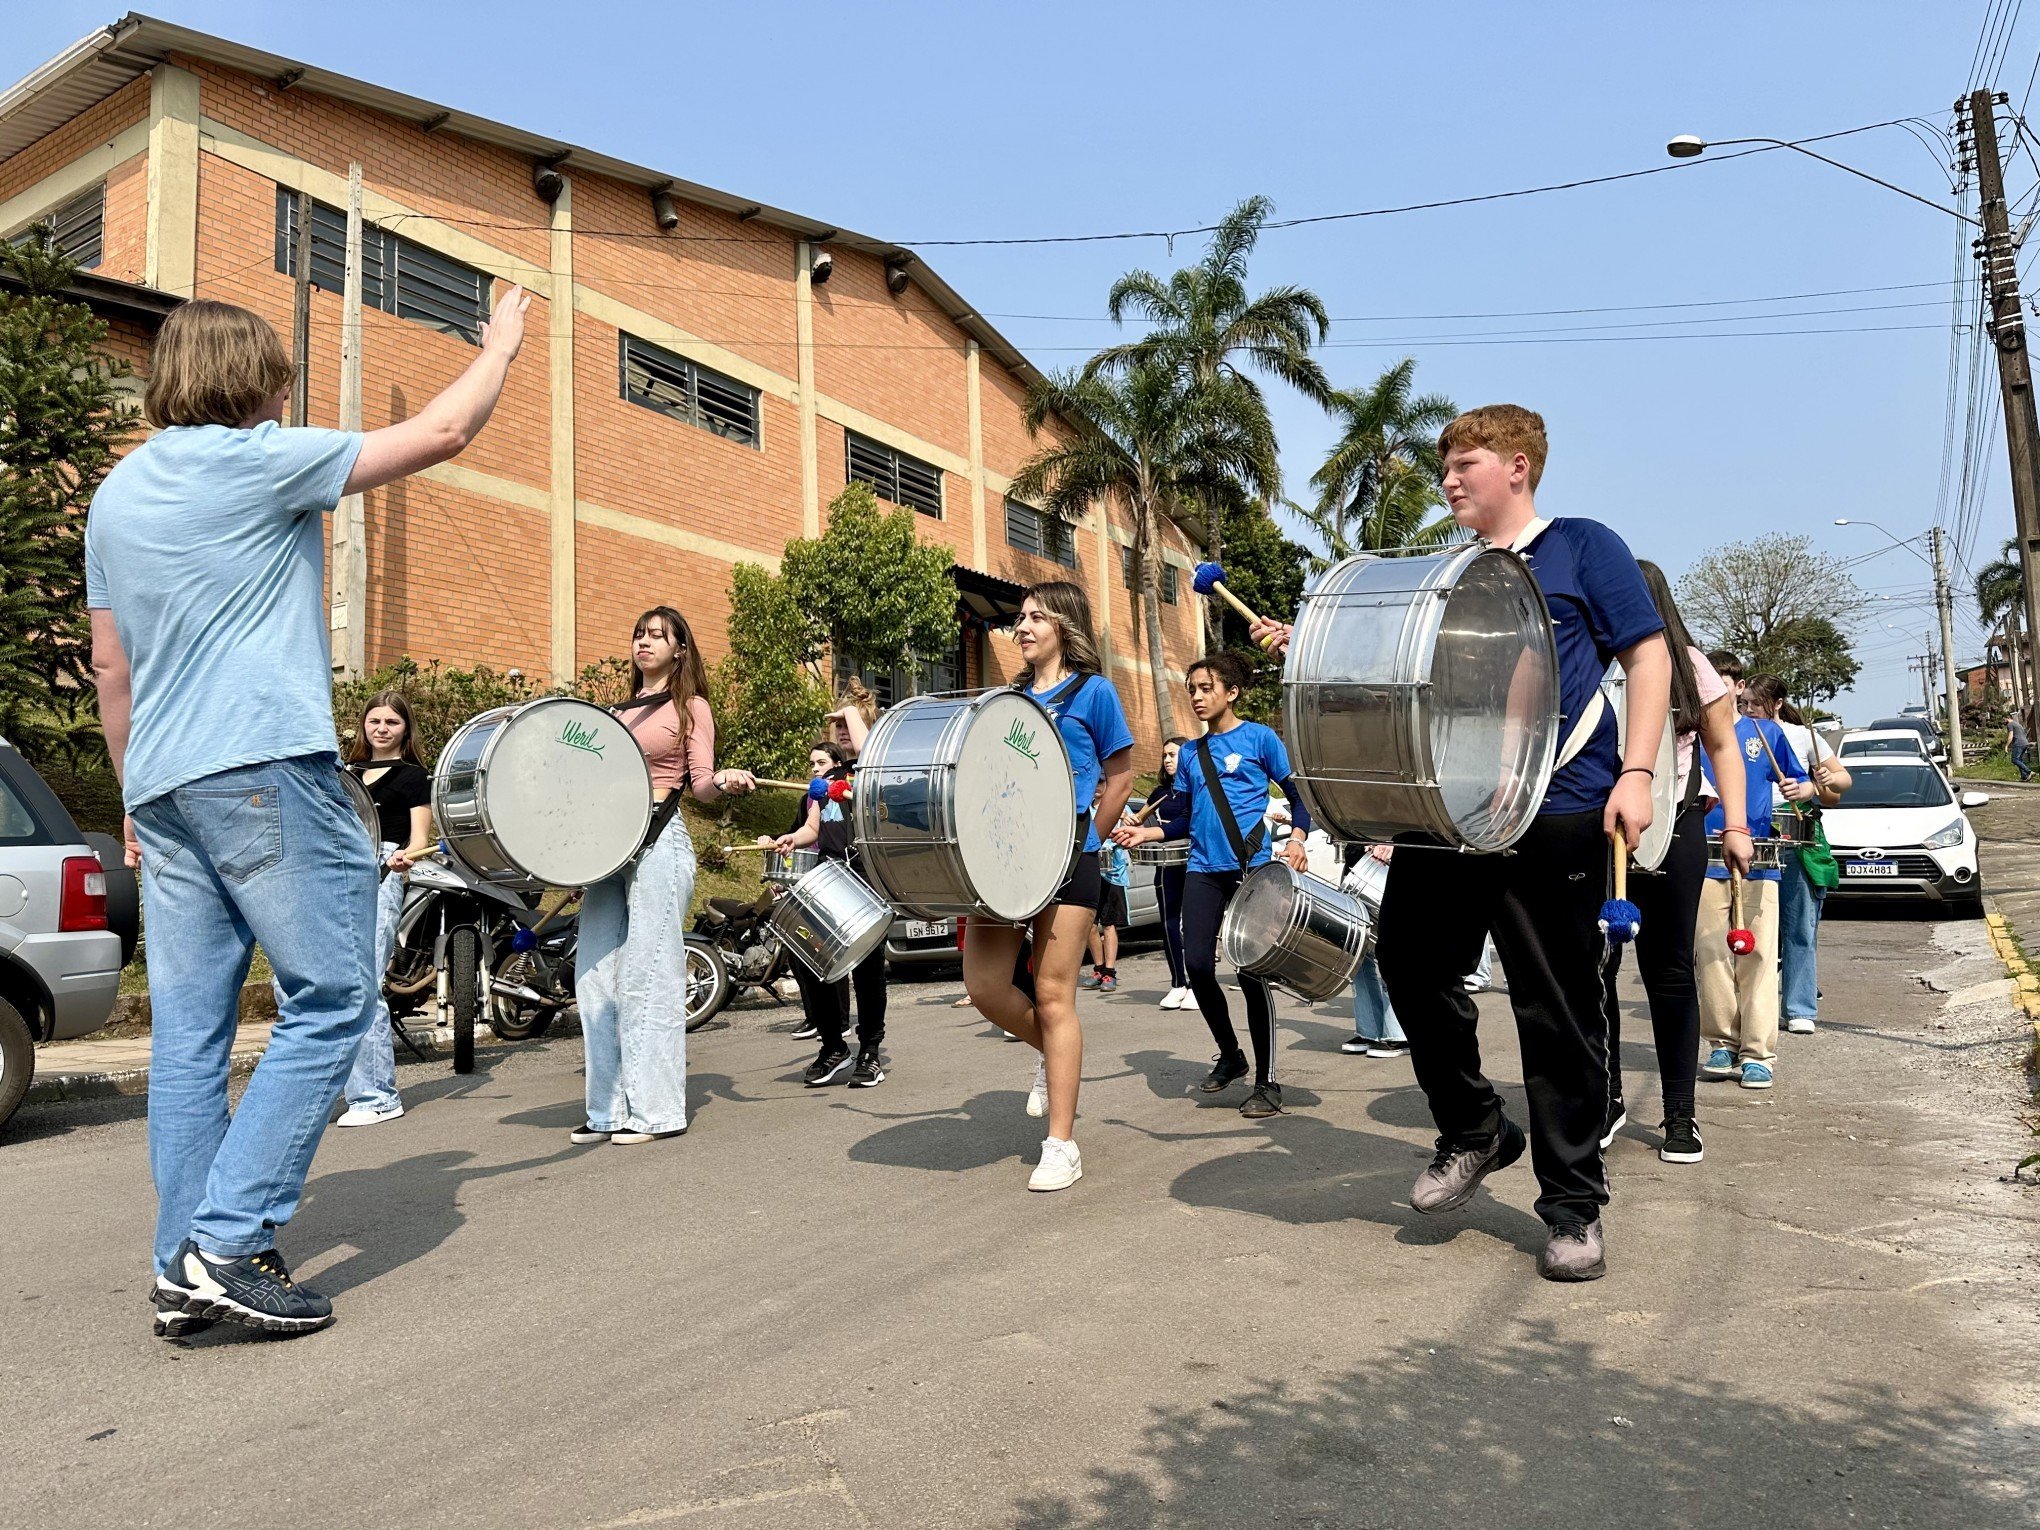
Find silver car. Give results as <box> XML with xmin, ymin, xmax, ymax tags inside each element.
<box><xmin>0</xmin><ymin>739</ymin><xmax>135</xmax><ymax>1128</ymax></box>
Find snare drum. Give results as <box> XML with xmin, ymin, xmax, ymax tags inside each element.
<box><xmin>1282</xmin><ymin>545</ymin><xmax>1559</xmax><ymax>853</ymax></box>
<box><xmin>1708</xmin><ymin>836</ymin><xmax>1784</xmax><ymax>872</ymax></box>
<box><xmin>770</xmin><ymin>860</ymin><xmax>895</xmax><ymax>982</ymax></box>
<box><xmin>764</xmin><ymin>847</ymin><xmax>822</xmax><ymax>885</ymax></box>
<box><xmin>852</xmin><ymin>689</ymin><xmax>1079</xmax><ymax>923</ymax></box>
<box><xmin>1220</xmin><ymin>862</ymin><xmax>1371</xmax><ymax>1003</ymax></box>
<box><xmin>1132</xmin><ymin>840</ymin><xmax>1190</xmax><ymax>868</ymax></box>
<box><xmin>434</xmin><ymin>697</ymin><xmax>653</xmax><ymax>887</ymax></box>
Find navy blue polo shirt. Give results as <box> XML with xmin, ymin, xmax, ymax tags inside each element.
<box><xmin>1518</xmin><ymin>517</ymin><xmax>1665</xmax><ymax>817</ymax></box>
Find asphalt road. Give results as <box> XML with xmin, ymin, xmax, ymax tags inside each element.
<box><xmin>4</xmin><ymin>912</ymin><xmax>2038</xmax><ymax>1528</ymax></box>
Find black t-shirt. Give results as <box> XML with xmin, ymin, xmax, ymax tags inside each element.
<box><xmin>351</xmin><ymin>759</ymin><xmax>431</xmax><ymax>847</ymax></box>
<box><xmin>817</xmin><ymin>765</ymin><xmax>855</xmax><ymax>863</ymax></box>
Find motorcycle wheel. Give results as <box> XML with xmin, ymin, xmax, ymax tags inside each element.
<box><xmin>685</xmin><ymin>936</ymin><xmax>732</xmax><ymax>1032</ymax></box>
<box><xmin>488</xmin><ymin>952</ymin><xmax>557</xmax><ymax>1042</ymax></box>
<box><xmin>448</xmin><ymin>924</ymin><xmax>480</xmax><ymax>1074</ymax></box>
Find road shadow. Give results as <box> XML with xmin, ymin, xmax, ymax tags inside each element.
<box><xmin>843</xmin><ymin>1089</ymin><xmax>1041</xmax><ymax>1172</ymax></box>
<box><xmin>1008</xmin><ymin>1317</ymin><xmax>2028</xmax><ymax>1529</ymax></box>
<box><xmin>1106</xmin><ymin>1048</ymin><xmax>1324</xmax><ymax>1112</ymax></box>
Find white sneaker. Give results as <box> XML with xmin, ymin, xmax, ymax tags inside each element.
<box><xmin>1785</xmin><ymin>1016</ymin><xmax>1816</xmax><ymax>1035</ymax></box>
<box><xmin>335</xmin><ymin>1103</ymin><xmax>404</xmax><ymax>1128</ymax></box>
<box><xmin>1161</xmin><ymin>986</ymin><xmax>1191</xmax><ymax>1010</ymax></box>
<box><xmin>1028</xmin><ymin>1137</ymin><xmax>1083</xmax><ymax>1192</ymax></box>
<box><xmin>1025</xmin><ymin>1057</ymin><xmax>1049</xmax><ymax>1118</ymax></box>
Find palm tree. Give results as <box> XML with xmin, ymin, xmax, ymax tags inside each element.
<box><xmin>1084</xmin><ymin>196</ymin><xmax>1331</xmax><ymax>634</ymax></box>
<box><xmin>1012</xmin><ymin>362</ymin><xmax>1279</xmax><ymax>736</ymax></box>
<box><xmin>1975</xmin><ymin>538</ymin><xmax>2026</xmax><ymax>716</ymax></box>
<box><xmin>1303</xmin><ymin>358</ymin><xmax>1461</xmax><ymax>562</ymax></box>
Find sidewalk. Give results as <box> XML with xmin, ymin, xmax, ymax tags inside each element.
<box><xmin>28</xmin><ymin>1021</ymin><xmax>272</xmax><ymax>1104</ymax></box>
<box><xmin>1959</xmin><ymin>785</ymin><xmax>2040</xmax><ymax>1033</ymax></box>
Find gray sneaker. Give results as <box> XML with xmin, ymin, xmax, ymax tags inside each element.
<box><xmin>1538</xmin><ymin>1218</ymin><xmax>1607</xmax><ymax>1281</ymax></box>
<box><xmin>1410</xmin><ymin>1115</ymin><xmax>1526</xmax><ymax>1214</ymax></box>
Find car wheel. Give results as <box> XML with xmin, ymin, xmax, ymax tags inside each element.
<box><xmin>0</xmin><ymin>995</ymin><xmax>34</xmax><ymax>1131</ymax></box>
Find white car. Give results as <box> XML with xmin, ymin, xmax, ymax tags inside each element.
<box><xmin>1837</xmin><ymin>729</ymin><xmax>1936</xmax><ymax>766</ymax></box>
<box><xmin>1820</xmin><ymin>759</ymin><xmax>1987</xmax><ymax>917</ymax></box>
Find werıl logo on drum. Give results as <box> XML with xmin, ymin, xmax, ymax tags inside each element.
<box><xmin>558</xmin><ymin>718</ymin><xmax>606</xmax><ymax>758</ymax></box>
<box><xmin>1003</xmin><ymin>720</ymin><xmax>1041</xmax><ymax>766</ymax></box>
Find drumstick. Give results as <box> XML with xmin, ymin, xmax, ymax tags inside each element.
<box><xmin>1726</xmin><ymin>868</ymin><xmax>1756</xmax><ymax>955</ymax></box>
<box><xmin>1191</xmin><ymin>561</ymin><xmax>1263</xmax><ymax>626</ymax></box>
<box><xmin>1597</xmin><ymin>831</ymin><xmax>1639</xmax><ymax>944</ymax></box>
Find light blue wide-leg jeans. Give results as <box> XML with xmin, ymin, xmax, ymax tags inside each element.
<box><xmin>575</xmin><ymin>825</ymin><xmax>697</xmax><ymax>1134</ymax></box>
<box><xmin>341</xmin><ymin>845</ymin><xmax>407</xmax><ymax>1112</ymax></box>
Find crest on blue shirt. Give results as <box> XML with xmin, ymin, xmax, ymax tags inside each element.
<box><xmin>1743</xmin><ymin>734</ymin><xmax>1764</xmax><ymax>761</ymax></box>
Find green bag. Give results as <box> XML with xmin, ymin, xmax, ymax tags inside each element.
<box><xmin>1794</xmin><ymin>810</ymin><xmax>1841</xmax><ymax>890</ymax></box>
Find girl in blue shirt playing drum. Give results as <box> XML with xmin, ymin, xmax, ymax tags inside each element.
<box><xmin>962</xmin><ymin>581</ymin><xmax>1135</xmax><ymax>1193</ymax></box>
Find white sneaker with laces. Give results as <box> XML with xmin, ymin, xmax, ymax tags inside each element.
<box><xmin>1785</xmin><ymin>1016</ymin><xmax>1816</xmax><ymax>1035</ymax></box>
<box><xmin>1025</xmin><ymin>1057</ymin><xmax>1049</xmax><ymax>1118</ymax></box>
<box><xmin>1161</xmin><ymin>986</ymin><xmax>1191</xmax><ymax>1010</ymax></box>
<box><xmin>335</xmin><ymin>1103</ymin><xmax>404</xmax><ymax>1128</ymax></box>
<box><xmin>1028</xmin><ymin>1137</ymin><xmax>1083</xmax><ymax>1192</ymax></box>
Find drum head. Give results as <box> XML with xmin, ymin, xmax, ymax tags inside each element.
<box><xmin>1220</xmin><ymin>862</ymin><xmax>1299</xmax><ymax>967</ymax></box>
<box><xmin>954</xmin><ymin>690</ymin><xmax>1079</xmax><ymax>923</ymax></box>
<box><xmin>1632</xmin><ymin>713</ymin><xmax>1680</xmax><ymax>872</ymax></box>
<box><xmin>473</xmin><ymin>698</ymin><xmax>652</xmax><ymax>885</ymax></box>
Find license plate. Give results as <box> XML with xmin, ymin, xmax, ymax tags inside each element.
<box><xmin>1845</xmin><ymin>862</ymin><xmax>1898</xmax><ymax>877</ymax></box>
<box><xmin>904</xmin><ymin>919</ymin><xmax>952</xmax><ymax>940</ymax></box>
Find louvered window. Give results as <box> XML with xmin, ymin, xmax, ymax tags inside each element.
<box><xmin>1005</xmin><ymin>499</ymin><xmax>1078</xmax><ymax>568</ymax></box>
<box><xmin>275</xmin><ymin>188</ymin><xmax>487</xmax><ymax>343</ymax></box>
<box><xmin>1120</xmin><ymin>545</ymin><xmax>1178</xmax><ymax>602</ymax></box>
<box><xmin>10</xmin><ymin>183</ymin><xmax>103</xmax><ymax>269</ymax></box>
<box><xmin>847</xmin><ymin>430</ymin><xmax>942</xmax><ymax>518</ymax></box>
<box><xmin>621</xmin><ymin>334</ymin><xmax>761</xmax><ymax>447</ymax></box>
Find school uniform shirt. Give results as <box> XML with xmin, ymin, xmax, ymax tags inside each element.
<box><xmin>1173</xmin><ymin>721</ymin><xmax>1309</xmax><ymax>874</ymax></box>
<box><xmin>1031</xmin><ymin>672</ymin><xmax>1135</xmax><ymax>853</ymax></box>
<box><xmin>1701</xmin><ymin>716</ymin><xmax>1808</xmax><ymax>882</ymax></box>
<box><xmin>1100</xmin><ymin>842</ymin><xmax>1132</xmax><ymax>888</ymax></box>
<box><xmin>1772</xmin><ymin>721</ymin><xmax>1828</xmax><ymax>810</ymax></box>
<box><xmin>350</xmin><ymin>759</ymin><xmax>430</xmax><ymax>847</ymax></box>
<box><xmin>1514</xmin><ymin>517</ymin><xmax>1666</xmax><ymax>818</ymax></box>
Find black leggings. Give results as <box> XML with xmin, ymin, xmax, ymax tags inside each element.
<box><xmin>1182</xmin><ymin>870</ymin><xmax>1276</xmax><ymax>1084</ymax></box>
<box><xmin>790</xmin><ymin>944</ymin><xmax>887</xmax><ymax>1053</ymax></box>
<box><xmin>1601</xmin><ymin>804</ymin><xmax>1706</xmax><ymax>1119</ymax></box>
<box><xmin>1158</xmin><ymin>865</ymin><xmax>1188</xmax><ymax>988</ymax></box>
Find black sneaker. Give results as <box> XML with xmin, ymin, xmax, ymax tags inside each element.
<box><xmin>803</xmin><ymin>1046</ymin><xmax>852</xmax><ymax>1087</ymax></box>
<box><xmin>791</xmin><ymin>1020</ymin><xmax>821</xmax><ymax>1041</ymax></box>
<box><xmin>1410</xmin><ymin>1115</ymin><xmax>1528</xmax><ymax>1214</ymax></box>
<box><xmin>849</xmin><ymin>1049</ymin><xmax>886</xmax><ymax>1088</ymax></box>
<box><xmin>1239</xmin><ymin>1082</ymin><xmax>1283</xmax><ymax>1118</ymax></box>
<box><xmin>1599</xmin><ymin>1099</ymin><xmax>1628</xmax><ymax>1151</ymax></box>
<box><xmin>177</xmin><ymin>1240</ymin><xmax>334</xmax><ymax>1335</ymax></box>
<box><xmin>1198</xmin><ymin>1051</ymin><xmax>1249</xmax><ymax>1094</ymax></box>
<box><xmin>1339</xmin><ymin>1034</ymin><xmax>1372</xmax><ymax>1054</ymax></box>
<box><xmin>569</xmin><ymin>1123</ymin><xmax>612</xmax><ymax>1145</ymax></box>
<box><xmin>1660</xmin><ymin>1115</ymin><xmax>1704</xmax><ymax>1164</ymax></box>
<box><xmin>152</xmin><ymin>1262</ymin><xmax>212</xmax><ymax>1340</ymax></box>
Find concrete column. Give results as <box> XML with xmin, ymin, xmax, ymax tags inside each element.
<box><xmin>796</xmin><ymin>241</ymin><xmax>820</xmax><ymax>536</ymax></box>
<box><xmin>144</xmin><ymin>64</ymin><xmax>199</xmax><ymax>297</ymax></box>
<box><xmin>1094</xmin><ymin>504</ymin><xmax>1115</xmax><ymax>680</ymax></box>
<box><xmin>549</xmin><ymin>179</ymin><xmax>577</xmax><ymax>682</ymax></box>
<box><xmin>967</xmin><ymin>340</ymin><xmax>986</xmax><ymax>568</ymax></box>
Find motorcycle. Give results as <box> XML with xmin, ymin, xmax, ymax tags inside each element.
<box><xmin>686</xmin><ymin>888</ymin><xmax>796</xmax><ymax>1028</ymax></box>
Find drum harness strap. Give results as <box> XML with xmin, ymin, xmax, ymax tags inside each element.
<box><xmin>1193</xmin><ymin>736</ymin><xmax>1267</xmax><ymax>872</ymax></box>
<box><xmin>613</xmin><ymin>692</ymin><xmax>689</xmax><ymax>856</ymax></box>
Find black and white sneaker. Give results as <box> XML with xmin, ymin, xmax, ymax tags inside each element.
<box><xmin>152</xmin><ymin>1261</ymin><xmax>212</xmax><ymax>1340</ymax></box>
<box><xmin>1339</xmin><ymin>1034</ymin><xmax>1372</xmax><ymax>1055</ymax></box>
<box><xmin>803</xmin><ymin>1046</ymin><xmax>852</xmax><ymax>1087</ymax></box>
<box><xmin>569</xmin><ymin>1123</ymin><xmax>613</xmax><ymax>1145</ymax></box>
<box><xmin>791</xmin><ymin>1020</ymin><xmax>821</xmax><ymax>1041</ymax></box>
<box><xmin>177</xmin><ymin>1240</ymin><xmax>334</xmax><ymax>1335</ymax></box>
<box><xmin>1599</xmin><ymin>1100</ymin><xmax>1628</xmax><ymax>1151</ymax></box>
<box><xmin>1660</xmin><ymin>1115</ymin><xmax>1704</xmax><ymax>1164</ymax></box>
<box><xmin>849</xmin><ymin>1049</ymin><xmax>886</xmax><ymax>1088</ymax></box>
<box><xmin>1239</xmin><ymin>1082</ymin><xmax>1284</xmax><ymax>1119</ymax></box>
<box><xmin>1198</xmin><ymin>1051</ymin><xmax>1249</xmax><ymax>1094</ymax></box>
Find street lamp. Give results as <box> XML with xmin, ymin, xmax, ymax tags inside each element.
<box><xmin>1835</xmin><ymin>519</ymin><xmax>1962</xmax><ymax>761</ymax></box>
<box><xmin>1665</xmin><ymin>134</ymin><xmax>1980</xmax><ymax>225</ymax></box>
<box><xmin>1832</xmin><ymin>517</ymin><xmax>1929</xmax><ymax>565</ymax></box>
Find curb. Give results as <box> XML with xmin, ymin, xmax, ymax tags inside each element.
<box><xmin>1981</xmin><ymin>904</ymin><xmax>2040</xmax><ymax>1047</ymax></box>
<box><xmin>25</xmin><ymin>1047</ymin><xmax>264</xmax><ymax>1106</ymax></box>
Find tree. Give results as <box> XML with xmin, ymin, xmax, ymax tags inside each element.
<box><xmin>1210</xmin><ymin>493</ymin><xmax>1311</xmax><ymax>717</ymax></box>
<box><xmin>1084</xmin><ymin>196</ymin><xmax>1330</xmax><ymax>637</ymax></box>
<box><xmin>1300</xmin><ymin>358</ymin><xmax>1460</xmax><ymax>563</ymax></box>
<box><xmin>1675</xmin><ymin>533</ymin><xmax>1868</xmax><ymax>677</ymax></box>
<box><xmin>711</xmin><ymin>562</ymin><xmax>832</xmax><ymax>779</ymax></box>
<box><xmin>1013</xmin><ymin>363</ymin><xmax>1279</xmax><ymax>737</ymax></box>
<box><xmin>1974</xmin><ymin>538</ymin><xmax>2026</xmax><ymax>717</ymax></box>
<box><xmin>0</xmin><ymin>231</ymin><xmax>137</xmax><ymax>764</ymax></box>
<box><xmin>1746</xmin><ymin>615</ymin><xmax>1860</xmax><ymax>706</ymax></box>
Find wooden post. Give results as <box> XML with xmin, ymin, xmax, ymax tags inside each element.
<box><xmin>332</xmin><ymin>162</ymin><xmax>367</xmax><ymax>677</ymax></box>
<box><xmin>290</xmin><ymin>188</ymin><xmax>312</xmax><ymax>426</ymax></box>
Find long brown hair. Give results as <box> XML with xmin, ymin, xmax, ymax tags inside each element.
<box><xmin>144</xmin><ymin>300</ymin><xmax>294</xmax><ymax>429</ymax></box>
<box><xmin>629</xmin><ymin>605</ymin><xmax>710</xmax><ymax>744</ymax></box>
<box><xmin>345</xmin><ymin>689</ymin><xmax>421</xmax><ymax>766</ymax></box>
<box><xmin>1015</xmin><ymin>579</ymin><xmax>1104</xmax><ymax>688</ymax></box>
<box><xmin>1636</xmin><ymin>560</ymin><xmax>1705</xmax><ymax>737</ymax></box>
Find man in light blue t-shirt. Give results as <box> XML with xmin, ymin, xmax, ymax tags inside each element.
<box><xmin>90</xmin><ymin>288</ymin><xmax>530</xmax><ymax>1338</ymax></box>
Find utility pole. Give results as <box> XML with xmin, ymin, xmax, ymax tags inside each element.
<box><xmin>1910</xmin><ymin>653</ymin><xmax>1934</xmax><ymax>713</ymax></box>
<box><xmin>1932</xmin><ymin>525</ymin><xmax>1966</xmax><ymax>764</ymax></box>
<box><xmin>1964</xmin><ymin>89</ymin><xmax>2040</xmax><ymax>747</ymax></box>
<box><xmin>289</xmin><ymin>187</ymin><xmax>312</xmax><ymax>427</ymax></box>
<box><xmin>332</xmin><ymin>162</ymin><xmax>366</xmax><ymax>678</ymax></box>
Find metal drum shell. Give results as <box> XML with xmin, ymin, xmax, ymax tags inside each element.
<box><xmin>433</xmin><ymin>698</ymin><xmax>653</xmax><ymax>889</ymax></box>
<box><xmin>1220</xmin><ymin>862</ymin><xmax>1371</xmax><ymax>1003</ymax></box>
<box><xmin>1708</xmin><ymin>836</ymin><xmax>1784</xmax><ymax>872</ymax></box>
<box><xmin>764</xmin><ymin>847</ymin><xmax>822</xmax><ymax>885</ymax></box>
<box><xmin>1132</xmin><ymin>840</ymin><xmax>1189</xmax><ymax>868</ymax></box>
<box><xmin>851</xmin><ymin>690</ymin><xmax>1080</xmax><ymax>923</ymax></box>
<box><xmin>1282</xmin><ymin>545</ymin><xmax>1559</xmax><ymax>854</ymax></box>
<box><xmin>770</xmin><ymin>859</ymin><xmax>895</xmax><ymax>983</ymax></box>
<box><xmin>340</xmin><ymin>768</ymin><xmax>379</xmax><ymax>851</ymax></box>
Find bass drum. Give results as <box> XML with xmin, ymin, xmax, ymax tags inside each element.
<box><xmin>434</xmin><ymin>697</ymin><xmax>652</xmax><ymax>888</ymax></box>
<box><xmin>1283</xmin><ymin>545</ymin><xmax>1559</xmax><ymax>853</ymax></box>
<box><xmin>852</xmin><ymin>689</ymin><xmax>1079</xmax><ymax>924</ymax></box>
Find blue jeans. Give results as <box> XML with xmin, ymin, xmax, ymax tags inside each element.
<box><xmin>1779</xmin><ymin>851</ymin><xmax>1826</xmax><ymax>1022</ymax></box>
<box><xmin>2016</xmin><ymin>744</ymin><xmax>2031</xmax><ymax>782</ymax></box>
<box><xmin>342</xmin><ymin>845</ymin><xmax>408</xmax><ymax>1111</ymax></box>
<box><xmin>576</xmin><ymin>823</ymin><xmax>697</xmax><ymax>1133</ymax></box>
<box><xmin>1351</xmin><ymin>953</ymin><xmax>1405</xmax><ymax>1042</ymax></box>
<box><xmin>132</xmin><ymin>754</ymin><xmax>378</xmax><ymax>1274</ymax></box>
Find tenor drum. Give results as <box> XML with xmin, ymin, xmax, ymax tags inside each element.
<box><xmin>764</xmin><ymin>847</ymin><xmax>822</xmax><ymax>885</ymax></box>
<box><xmin>770</xmin><ymin>860</ymin><xmax>895</xmax><ymax>982</ymax></box>
<box><xmin>1133</xmin><ymin>840</ymin><xmax>1190</xmax><ymax>868</ymax></box>
<box><xmin>1283</xmin><ymin>545</ymin><xmax>1559</xmax><ymax>853</ymax></box>
<box><xmin>852</xmin><ymin>690</ymin><xmax>1079</xmax><ymax>923</ymax></box>
<box><xmin>434</xmin><ymin>697</ymin><xmax>653</xmax><ymax>888</ymax></box>
<box><xmin>1221</xmin><ymin>862</ymin><xmax>1371</xmax><ymax>1003</ymax></box>
<box><xmin>1709</xmin><ymin>836</ymin><xmax>1784</xmax><ymax>872</ymax></box>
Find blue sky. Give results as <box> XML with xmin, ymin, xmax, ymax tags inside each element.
<box><xmin>8</xmin><ymin>2</ymin><xmax>2027</xmax><ymax>719</ymax></box>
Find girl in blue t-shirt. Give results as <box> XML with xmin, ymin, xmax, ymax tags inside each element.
<box><xmin>1118</xmin><ymin>652</ymin><xmax>1311</xmax><ymax>1118</ymax></box>
<box><xmin>962</xmin><ymin>580</ymin><xmax>1135</xmax><ymax>1193</ymax></box>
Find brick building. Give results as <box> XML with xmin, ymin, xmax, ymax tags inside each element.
<box><xmin>0</xmin><ymin>16</ymin><xmax>1203</xmax><ymax>755</ymax></box>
